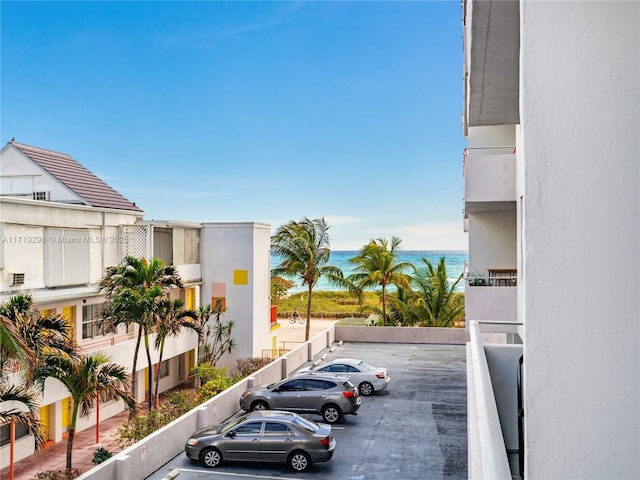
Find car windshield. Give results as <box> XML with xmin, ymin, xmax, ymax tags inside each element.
<box><xmin>292</xmin><ymin>415</ymin><xmax>320</xmax><ymax>433</ymax></box>
<box><xmin>216</xmin><ymin>414</ymin><xmax>248</xmax><ymax>434</ymax></box>
<box><xmin>357</xmin><ymin>360</ymin><xmax>376</xmax><ymax>371</ymax></box>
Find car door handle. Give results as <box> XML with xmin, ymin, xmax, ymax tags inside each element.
<box><xmin>252</xmin><ymin>438</ymin><xmax>259</xmax><ymax>442</ymax></box>
<box><xmin>296</xmin><ymin>395</ymin><xmax>301</xmax><ymax>398</ymax></box>
<box><xmin>285</xmin><ymin>438</ymin><xmax>293</xmax><ymax>443</ymax></box>
<box><xmin>321</xmin><ymin>394</ymin><xmax>327</xmax><ymax>398</ymax></box>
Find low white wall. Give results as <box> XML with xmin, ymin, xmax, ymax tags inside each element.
<box><xmin>335</xmin><ymin>326</ymin><xmax>469</xmax><ymax>344</ymax></box>
<box><xmin>77</xmin><ymin>323</ymin><xmax>337</xmax><ymax>480</ymax></box>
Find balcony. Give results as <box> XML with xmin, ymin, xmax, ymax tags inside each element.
<box><xmin>463</xmin><ymin>0</ymin><xmax>520</xmax><ymax>130</ymax></box>
<box><xmin>120</xmin><ymin>222</ymin><xmax>202</xmax><ymax>283</ymax></box>
<box><xmin>464</xmin><ymin>147</ymin><xmax>516</xmax><ymax>219</ymax></box>
<box><xmin>465</xmin><ymin>270</ymin><xmax>516</xmax><ymax>323</ymax></box>
<box><xmin>467</xmin><ymin>320</ymin><xmax>523</xmax><ymax>479</ymax></box>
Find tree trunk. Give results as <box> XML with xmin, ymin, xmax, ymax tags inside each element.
<box><xmin>66</xmin><ymin>403</ymin><xmax>80</xmax><ymax>470</ymax></box>
<box><xmin>143</xmin><ymin>329</ymin><xmax>153</xmax><ymax>410</ymax></box>
<box><xmin>381</xmin><ymin>285</ymin><xmax>387</xmax><ymax>326</ymax></box>
<box><xmin>154</xmin><ymin>339</ymin><xmax>165</xmax><ymax>409</ymax></box>
<box><xmin>305</xmin><ymin>284</ymin><xmax>313</xmax><ymax>341</ymax></box>
<box><xmin>131</xmin><ymin>326</ymin><xmax>143</xmax><ymax>400</ymax></box>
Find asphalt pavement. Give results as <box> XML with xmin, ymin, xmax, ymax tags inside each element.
<box><xmin>145</xmin><ymin>341</ymin><xmax>468</xmax><ymax>480</ymax></box>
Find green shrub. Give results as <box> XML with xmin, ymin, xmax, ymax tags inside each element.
<box><xmin>92</xmin><ymin>446</ymin><xmax>113</xmax><ymax>464</ymax></box>
<box><xmin>115</xmin><ymin>390</ymin><xmax>197</xmax><ymax>448</ymax></box>
<box><xmin>195</xmin><ymin>368</ymin><xmax>236</xmax><ymax>403</ymax></box>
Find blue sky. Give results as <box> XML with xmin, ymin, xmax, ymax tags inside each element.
<box><xmin>1</xmin><ymin>1</ymin><xmax>467</xmax><ymax>250</ymax></box>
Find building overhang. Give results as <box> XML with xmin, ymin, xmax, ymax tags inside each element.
<box><xmin>464</xmin><ymin>0</ymin><xmax>520</xmax><ymax>131</ymax></box>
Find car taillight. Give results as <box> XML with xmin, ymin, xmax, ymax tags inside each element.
<box><xmin>343</xmin><ymin>391</ymin><xmax>356</xmax><ymax>398</ymax></box>
<box><xmin>376</xmin><ymin>373</ymin><xmax>386</xmax><ymax>379</ymax></box>
<box><xmin>321</xmin><ymin>435</ymin><xmax>331</xmax><ymax>448</ymax></box>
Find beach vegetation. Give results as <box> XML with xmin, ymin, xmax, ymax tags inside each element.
<box><xmin>347</xmin><ymin>237</ymin><xmax>415</xmax><ymax>326</ymax></box>
<box><xmin>271</xmin><ymin>275</ymin><xmax>295</xmax><ymax>301</ymax></box>
<box><xmin>409</xmin><ymin>257</ymin><xmax>465</xmax><ymax>327</ymax></box>
<box><xmin>271</xmin><ymin>217</ymin><xmax>360</xmax><ymax>341</ymax></box>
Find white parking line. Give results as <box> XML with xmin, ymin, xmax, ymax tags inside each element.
<box><xmin>176</xmin><ymin>467</ymin><xmax>302</xmax><ymax>479</ymax></box>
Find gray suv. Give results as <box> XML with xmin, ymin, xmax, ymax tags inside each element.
<box><xmin>239</xmin><ymin>374</ymin><xmax>361</xmax><ymax>424</ymax></box>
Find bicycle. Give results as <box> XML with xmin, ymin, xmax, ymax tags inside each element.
<box><xmin>289</xmin><ymin>313</ymin><xmax>305</xmax><ymax>324</ymax></box>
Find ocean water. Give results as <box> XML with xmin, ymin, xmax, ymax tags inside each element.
<box><xmin>271</xmin><ymin>250</ymin><xmax>468</xmax><ymax>292</ymax></box>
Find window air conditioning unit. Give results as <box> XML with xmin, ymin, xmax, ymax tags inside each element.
<box><xmin>10</xmin><ymin>272</ymin><xmax>25</xmax><ymax>286</ymax></box>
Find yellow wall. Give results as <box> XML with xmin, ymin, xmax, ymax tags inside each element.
<box><xmin>187</xmin><ymin>288</ymin><xmax>195</xmax><ymax>309</ymax></box>
<box><xmin>62</xmin><ymin>305</ymin><xmax>76</xmax><ymax>338</ymax></box>
<box><xmin>39</xmin><ymin>405</ymin><xmax>52</xmax><ymax>440</ymax></box>
<box><xmin>61</xmin><ymin>397</ymin><xmax>71</xmax><ymax>431</ymax></box>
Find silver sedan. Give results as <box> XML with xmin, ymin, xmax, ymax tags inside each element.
<box><xmin>185</xmin><ymin>410</ymin><xmax>336</xmax><ymax>472</ymax></box>
<box><xmin>296</xmin><ymin>357</ymin><xmax>391</xmax><ymax>396</ymax></box>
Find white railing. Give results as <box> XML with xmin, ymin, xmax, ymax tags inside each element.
<box><xmin>467</xmin><ymin>320</ymin><xmax>512</xmax><ymax>479</ymax></box>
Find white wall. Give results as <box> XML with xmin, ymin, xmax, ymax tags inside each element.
<box><xmin>201</xmin><ymin>223</ymin><xmax>272</xmax><ymax>363</ymax></box>
<box><xmin>520</xmin><ymin>2</ymin><xmax>639</xmax><ymax>477</ymax></box>
<box><xmin>468</xmin><ymin>210</ymin><xmax>517</xmax><ymax>275</ymax></box>
<box><xmin>0</xmin><ymin>198</ymin><xmax>140</xmax><ymax>293</ymax></box>
<box><xmin>0</xmin><ymin>146</ymin><xmax>80</xmax><ymax>203</ymax></box>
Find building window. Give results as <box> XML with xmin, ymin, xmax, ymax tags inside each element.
<box><xmin>82</xmin><ymin>303</ymin><xmax>113</xmax><ymax>339</ymax></box>
<box><xmin>32</xmin><ymin>191</ymin><xmax>50</xmax><ymax>201</ymax></box>
<box><xmin>159</xmin><ymin>360</ymin><xmax>170</xmax><ymax>378</ymax></box>
<box><xmin>45</xmin><ymin>228</ymin><xmax>90</xmax><ymax>287</ymax></box>
<box><xmin>0</xmin><ymin>422</ymin><xmax>29</xmax><ymax>447</ymax></box>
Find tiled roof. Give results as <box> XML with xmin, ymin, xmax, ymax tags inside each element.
<box><xmin>10</xmin><ymin>141</ymin><xmax>143</xmax><ymax>212</ymax></box>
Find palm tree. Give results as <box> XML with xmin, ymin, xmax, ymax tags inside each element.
<box><xmin>0</xmin><ymin>294</ymin><xmax>76</xmax><ymax>366</ymax></box>
<box><xmin>410</xmin><ymin>257</ymin><xmax>465</xmax><ymax>327</ymax></box>
<box><xmin>0</xmin><ymin>294</ymin><xmax>77</xmax><ymax>452</ymax></box>
<box><xmin>100</xmin><ymin>256</ymin><xmax>183</xmax><ymax>409</ymax></box>
<box><xmin>271</xmin><ymin>217</ymin><xmax>356</xmax><ymax>341</ymax></box>
<box><xmin>34</xmin><ymin>353</ymin><xmax>136</xmax><ymax>470</ymax></box>
<box><xmin>0</xmin><ymin>314</ymin><xmax>47</xmax><ymax>450</ymax></box>
<box><xmin>347</xmin><ymin>237</ymin><xmax>415</xmax><ymax>326</ymax></box>
<box><xmin>152</xmin><ymin>299</ymin><xmax>198</xmax><ymax>407</ymax></box>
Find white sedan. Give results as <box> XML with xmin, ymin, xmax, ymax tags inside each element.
<box><xmin>296</xmin><ymin>358</ymin><xmax>390</xmax><ymax>396</ymax></box>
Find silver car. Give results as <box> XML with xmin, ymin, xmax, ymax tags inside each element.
<box><xmin>239</xmin><ymin>373</ymin><xmax>361</xmax><ymax>424</ymax></box>
<box><xmin>185</xmin><ymin>410</ymin><xmax>336</xmax><ymax>472</ymax></box>
<box><xmin>295</xmin><ymin>357</ymin><xmax>391</xmax><ymax>396</ymax></box>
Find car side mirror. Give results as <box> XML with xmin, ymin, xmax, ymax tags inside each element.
<box><xmin>226</xmin><ymin>430</ymin><xmax>236</xmax><ymax>438</ymax></box>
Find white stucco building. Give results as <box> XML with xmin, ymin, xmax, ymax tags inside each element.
<box><xmin>0</xmin><ymin>141</ymin><xmax>272</xmax><ymax>465</ymax></box>
<box><xmin>463</xmin><ymin>1</ymin><xmax>639</xmax><ymax>479</ymax></box>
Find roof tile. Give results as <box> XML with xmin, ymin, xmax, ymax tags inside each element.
<box><xmin>10</xmin><ymin>142</ymin><xmax>143</xmax><ymax>212</ymax></box>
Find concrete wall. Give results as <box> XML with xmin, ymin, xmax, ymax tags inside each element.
<box><xmin>520</xmin><ymin>2</ymin><xmax>639</xmax><ymax>477</ymax></box>
<box><xmin>201</xmin><ymin>223</ymin><xmax>272</xmax><ymax>362</ymax></box>
<box><xmin>336</xmin><ymin>326</ymin><xmax>469</xmax><ymax>344</ymax></box>
<box><xmin>77</xmin><ymin>326</ymin><xmax>336</xmax><ymax>480</ymax></box>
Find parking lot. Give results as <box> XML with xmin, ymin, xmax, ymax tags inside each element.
<box><xmin>146</xmin><ymin>342</ymin><xmax>467</xmax><ymax>480</ymax></box>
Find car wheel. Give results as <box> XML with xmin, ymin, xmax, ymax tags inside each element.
<box><xmin>321</xmin><ymin>404</ymin><xmax>342</xmax><ymax>424</ymax></box>
<box><xmin>359</xmin><ymin>381</ymin><xmax>374</xmax><ymax>396</ymax></box>
<box><xmin>251</xmin><ymin>400</ymin><xmax>269</xmax><ymax>411</ymax></box>
<box><xmin>200</xmin><ymin>448</ymin><xmax>222</xmax><ymax>468</ymax></box>
<box><xmin>288</xmin><ymin>450</ymin><xmax>311</xmax><ymax>472</ymax></box>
